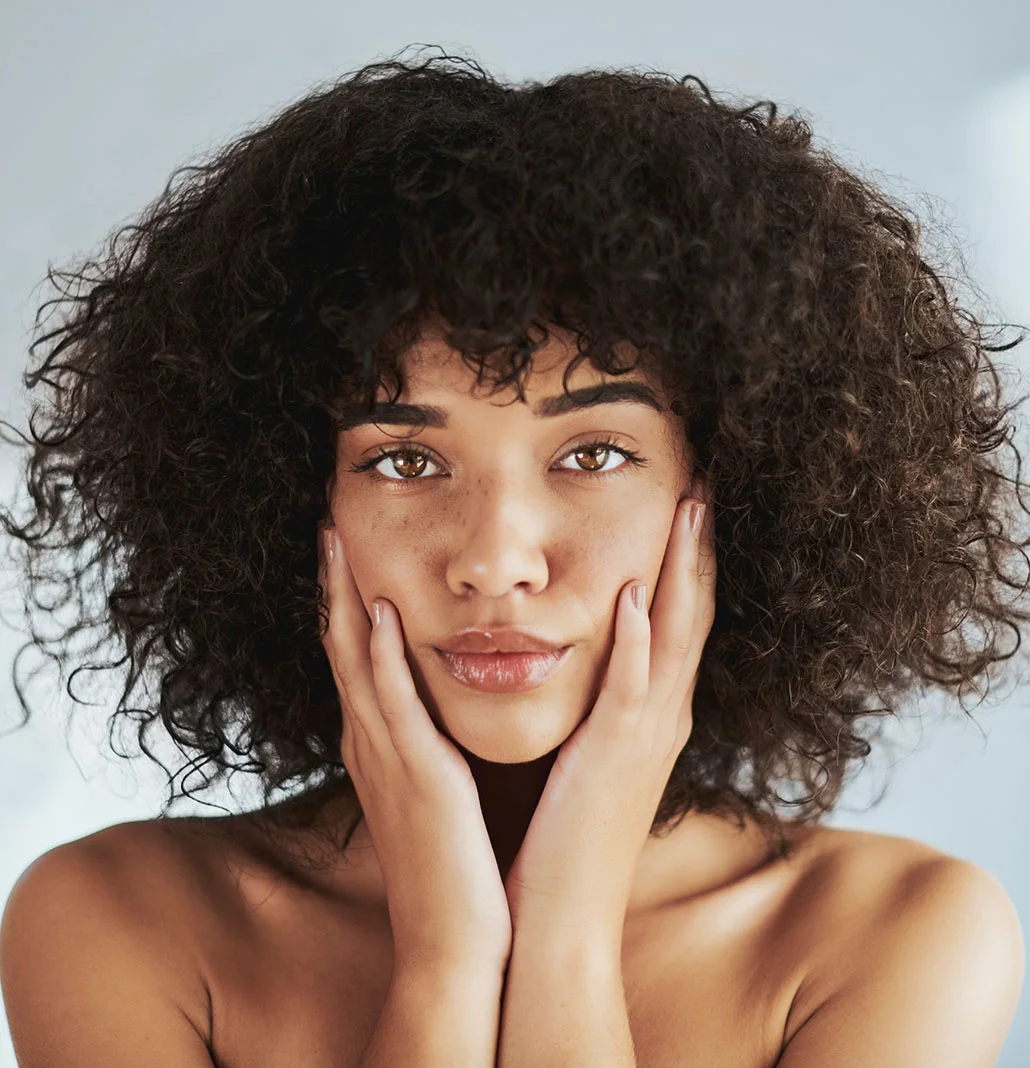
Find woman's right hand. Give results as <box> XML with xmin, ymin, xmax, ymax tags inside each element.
<box><xmin>318</xmin><ymin>524</ymin><xmax>513</xmax><ymax>973</ymax></box>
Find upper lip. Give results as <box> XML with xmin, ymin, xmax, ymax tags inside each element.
<box><xmin>435</xmin><ymin>628</ymin><xmax>570</xmax><ymax>654</ymax></box>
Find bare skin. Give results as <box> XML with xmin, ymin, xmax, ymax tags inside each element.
<box><xmin>322</xmin><ymin>320</ymin><xmax>702</xmax><ymax>887</ymax></box>
<box><xmin>54</xmin><ymin>795</ymin><xmax>947</xmax><ymax>1068</ymax></box>
<box><xmin>4</xmin><ymin>322</ymin><xmax>1016</xmax><ymax>1067</ymax></box>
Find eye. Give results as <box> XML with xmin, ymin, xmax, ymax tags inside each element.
<box><xmin>349</xmin><ymin>447</ymin><xmax>441</xmax><ymax>481</ymax></box>
<box><xmin>348</xmin><ymin>436</ymin><xmax>649</xmax><ymax>483</ymax></box>
<box><xmin>554</xmin><ymin>439</ymin><xmax>645</xmax><ymax>475</ymax></box>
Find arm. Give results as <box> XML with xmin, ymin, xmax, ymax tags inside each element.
<box><xmin>776</xmin><ymin>858</ymin><xmax>1025</xmax><ymax>1067</ymax></box>
<box><xmin>1</xmin><ymin>839</ymin><xmax>507</xmax><ymax>1068</ymax></box>
<box><xmin>360</xmin><ymin>956</ymin><xmax>505</xmax><ymax>1068</ymax></box>
<box><xmin>496</xmin><ymin>858</ymin><xmax>1026</xmax><ymax>1068</ymax></box>
<box><xmin>497</xmin><ymin>917</ymin><xmax>636</xmax><ymax>1068</ymax></box>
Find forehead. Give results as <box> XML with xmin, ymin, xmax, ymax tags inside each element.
<box><xmin>321</xmin><ymin>323</ymin><xmax>677</xmax><ymax>435</ymax></box>
<box><xmin>394</xmin><ymin>321</ymin><xmax>661</xmax><ymax>399</ymax></box>
<box><xmin>333</xmin><ymin>323</ymin><xmax>690</xmax><ymax>462</ymax></box>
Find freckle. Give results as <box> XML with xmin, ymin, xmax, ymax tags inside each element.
<box><xmin>597</xmin><ymin>526</ymin><xmax>620</xmax><ymax>554</ymax></box>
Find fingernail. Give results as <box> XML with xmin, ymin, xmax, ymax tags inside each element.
<box><xmin>631</xmin><ymin>583</ymin><xmax>647</xmax><ymax>611</ymax></box>
<box><xmin>325</xmin><ymin>529</ymin><xmax>336</xmax><ymax>565</ymax></box>
<box><xmin>681</xmin><ymin>501</ymin><xmax>698</xmax><ymax>540</ymax></box>
<box><xmin>689</xmin><ymin>503</ymin><xmax>706</xmax><ymax>539</ymax></box>
<box><xmin>371</xmin><ymin>600</ymin><xmax>383</xmax><ymax>628</ymax></box>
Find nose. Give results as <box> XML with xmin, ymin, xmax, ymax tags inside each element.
<box><xmin>444</xmin><ymin>479</ymin><xmax>550</xmax><ymax>600</ymax></box>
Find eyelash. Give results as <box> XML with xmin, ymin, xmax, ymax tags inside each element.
<box><xmin>347</xmin><ymin>435</ymin><xmax>650</xmax><ymax>484</ymax></box>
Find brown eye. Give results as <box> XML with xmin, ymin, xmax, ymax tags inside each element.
<box><xmin>573</xmin><ymin>444</ymin><xmax>610</xmax><ymax>472</ymax></box>
<box><xmin>389</xmin><ymin>451</ymin><xmax>429</xmax><ymax>479</ymax></box>
<box><xmin>557</xmin><ymin>440</ymin><xmax>639</xmax><ymax>475</ymax></box>
<box><xmin>350</xmin><ymin>437</ymin><xmax>646</xmax><ymax>483</ymax></box>
<box><xmin>351</xmin><ymin>448</ymin><xmax>439</xmax><ymax>481</ymax></box>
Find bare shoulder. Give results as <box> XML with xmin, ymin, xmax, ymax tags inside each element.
<box><xmin>8</xmin><ymin>815</ymin><xmax>245</xmax><ymax>928</ymax></box>
<box><xmin>3</xmin><ymin>817</ymin><xmax>230</xmax><ymax>978</ymax></box>
<box><xmin>0</xmin><ymin>816</ymin><xmax>233</xmax><ymax>1065</ymax></box>
<box><xmin>780</xmin><ymin>825</ymin><xmax>1025</xmax><ymax>1060</ymax></box>
<box><xmin>790</xmin><ymin>823</ymin><xmax>1020</xmax><ymax>936</ymax></box>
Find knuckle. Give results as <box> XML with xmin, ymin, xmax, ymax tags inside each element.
<box><xmin>611</xmin><ymin>706</ymin><xmax>645</xmax><ymax>740</ymax></box>
<box><xmin>628</xmin><ymin>683</ymin><xmax>650</xmax><ymax>706</ymax></box>
<box><xmin>332</xmin><ymin>658</ymin><xmax>357</xmax><ymax>694</ymax></box>
<box><xmin>367</xmin><ymin>629</ymin><xmax>390</xmax><ymax>665</ymax></box>
<box><xmin>613</xmin><ymin>684</ymin><xmax>648</xmax><ymax>715</ymax></box>
<box><xmin>630</xmin><ymin>623</ymin><xmax>651</xmax><ymax>645</ymax></box>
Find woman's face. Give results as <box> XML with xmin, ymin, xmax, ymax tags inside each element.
<box><xmin>328</xmin><ymin>323</ymin><xmax>695</xmax><ymax>763</ymax></box>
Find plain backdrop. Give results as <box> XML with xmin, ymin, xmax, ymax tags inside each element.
<box><xmin>1</xmin><ymin>1</ymin><xmax>1029</xmax><ymax>1065</ymax></box>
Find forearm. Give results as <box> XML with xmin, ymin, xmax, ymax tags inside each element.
<box><xmin>360</xmin><ymin>959</ymin><xmax>505</xmax><ymax>1068</ymax></box>
<box><xmin>497</xmin><ymin>925</ymin><xmax>636</xmax><ymax>1068</ymax></box>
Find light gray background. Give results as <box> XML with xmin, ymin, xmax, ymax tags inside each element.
<box><xmin>1</xmin><ymin>1</ymin><xmax>1029</xmax><ymax>1065</ymax></box>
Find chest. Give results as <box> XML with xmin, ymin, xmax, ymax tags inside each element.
<box><xmin>201</xmin><ymin>887</ymin><xmax>801</xmax><ymax>1068</ymax></box>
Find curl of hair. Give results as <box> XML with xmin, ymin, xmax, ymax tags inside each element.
<box><xmin>4</xmin><ymin>45</ymin><xmax>1030</xmax><ymax>861</ymax></box>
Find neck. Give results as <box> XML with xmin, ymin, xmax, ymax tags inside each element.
<box><xmin>301</xmin><ymin>750</ymin><xmax>791</xmax><ymax>920</ymax></box>
<box><xmin>453</xmin><ymin>740</ymin><xmax>559</xmax><ymax>883</ymax></box>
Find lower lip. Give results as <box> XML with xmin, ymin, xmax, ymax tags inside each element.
<box><xmin>433</xmin><ymin>646</ymin><xmax>572</xmax><ymax>693</ymax></box>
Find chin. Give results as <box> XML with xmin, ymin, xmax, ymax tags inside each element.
<box><xmin>406</xmin><ymin>649</ymin><xmax>593</xmax><ymax>764</ymax></box>
<box><xmin>426</xmin><ymin>693</ymin><xmax>585</xmax><ymax>764</ymax></box>
<box><xmin>451</xmin><ymin>732</ymin><xmax>560</xmax><ymax>765</ymax></box>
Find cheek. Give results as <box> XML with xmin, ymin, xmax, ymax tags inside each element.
<box><xmin>334</xmin><ymin>487</ymin><xmax>676</xmax><ymax>597</ymax></box>
<box><xmin>335</xmin><ymin>507</ymin><xmax>429</xmax><ymax>601</ymax></box>
<box><xmin>586</xmin><ymin>507</ymin><xmax>672</xmax><ymax>578</ymax></box>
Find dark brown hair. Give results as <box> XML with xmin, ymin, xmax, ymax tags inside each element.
<box><xmin>3</xmin><ymin>47</ymin><xmax>1029</xmax><ymax>861</ymax></box>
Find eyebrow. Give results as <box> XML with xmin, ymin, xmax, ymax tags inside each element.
<box><xmin>334</xmin><ymin>381</ymin><xmax>666</xmax><ymax>430</ymax></box>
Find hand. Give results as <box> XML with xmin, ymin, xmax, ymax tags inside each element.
<box><xmin>318</xmin><ymin>526</ymin><xmax>513</xmax><ymax>972</ymax></box>
<box><xmin>502</xmin><ymin>479</ymin><xmax>717</xmax><ymax>939</ymax></box>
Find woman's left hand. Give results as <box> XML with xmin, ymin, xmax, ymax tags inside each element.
<box><xmin>503</xmin><ymin>478</ymin><xmax>717</xmax><ymax>941</ymax></box>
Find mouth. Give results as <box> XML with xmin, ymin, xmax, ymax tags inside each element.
<box><xmin>432</xmin><ymin>646</ymin><xmax>573</xmax><ymax>693</ymax></box>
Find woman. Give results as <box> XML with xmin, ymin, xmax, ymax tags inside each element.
<box><xmin>0</xmin><ymin>48</ymin><xmax>1026</xmax><ymax>1068</ymax></box>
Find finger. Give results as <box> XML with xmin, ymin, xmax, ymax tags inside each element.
<box><xmin>646</xmin><ymin>494</ymin><xmax>702</xmax><ymax>701</ymax></box>
<box><xmin>319</xmin><ymin>525</ymin><xmax>392</xmax><ymax>754</ymax></box>
<box><xmin>693</xmin><ymin>477</ymin><xmax>718</xmax><ymax>631</ymax></box>
<box><xmin>592</xmin><ymin>580</ymin><xmax>651</xmax><ymax>734</ymax></box>
<box><xmin>697</xmin><ymin>477</ymin><xmax>718</xmax><ymax>592</ymax></box>
<box><xmin>367</xmin><ymin>597</ymin><xmax>444</xmax><ymax>765</ymax></box>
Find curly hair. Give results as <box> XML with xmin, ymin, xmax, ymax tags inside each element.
<box><xmin>3</xmin><ymin>46</ymin><xmax>1029</xmax><ymax>862</ymax></box>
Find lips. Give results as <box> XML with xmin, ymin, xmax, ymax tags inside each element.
<box><xmin>433</xmin><ymin>646</ymin><xmax>572</xmax><ymax>693</ymax></box>
<box><xmin>435</xmin><ymin>628</ymin><xmax>568</xmax><ymax>654</ymax></box>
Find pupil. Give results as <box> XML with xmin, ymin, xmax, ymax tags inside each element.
<box><xmin>578</xmin><ymin>446</ymin><xmax>607</xmax><ymax>471</ymax></box>
<box><xmin>396</xmin><ymin>453</ymin><xmax>426</xmax><ymax>477</ymax></box>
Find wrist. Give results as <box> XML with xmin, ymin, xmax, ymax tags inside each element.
<box><xmin>510</xmin><ymin>911</ymin><xmax>623</xmax><ymax>970</ymax></box>
<box><xmin>392</xmin><ymin>947</ymin><xmax>510</xmax><ymax>987</ymax></box>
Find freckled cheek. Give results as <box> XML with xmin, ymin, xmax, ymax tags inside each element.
<box><xmin>334</xmin><ymin>497</ymin><xmax>672</xmax><ymax>602</ymax></box>
<box><xmin>587</xmin><ymin>512</ymin><xmax>671</xmax><ymax>584</ymax></box>
<box><xmin>334</xmin><ymin>509</ymin><xmax>426</xmax><ymax>595</ymax></box>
